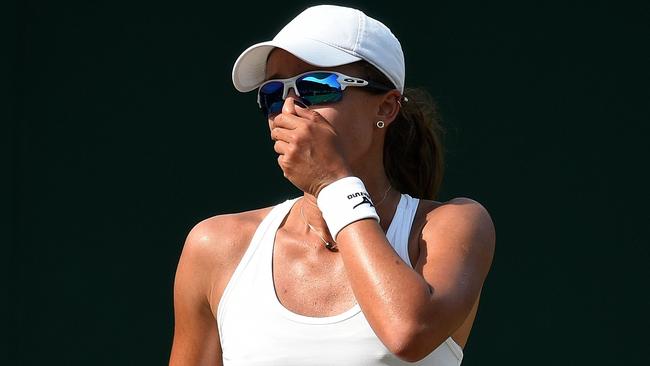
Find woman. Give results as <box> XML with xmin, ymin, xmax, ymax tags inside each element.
<box><xmin>169</xmin><ymin>4</ymin><xmax>495</xmax><ymax>366</ymax></box>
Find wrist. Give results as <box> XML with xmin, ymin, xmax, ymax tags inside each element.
<box><xmin>316</xmin><ymin>176</ymin><xmax>380</xmax><ymax>240</ymax></box>
<box><xmin>314</xmin><ymin>168</ymin><xmax>354</xmax><ymax>194</ymax></box>
<box><xmin>314</xmin><ymin>168</ymin><xmax>353</xmax><ymax>197</ymax></box>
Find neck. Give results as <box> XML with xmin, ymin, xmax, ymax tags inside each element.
<box><xmin>299</xmin><ymin>170</ymin><xmax>400</xmax><ymax>244</ymax></box>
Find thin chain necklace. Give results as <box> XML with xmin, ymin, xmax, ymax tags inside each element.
<box><xmin>299</xmin><ymin>183</ymin><xmax>393</xmax><ymax>252</ymax></box>
<box><xmin>372</xmin><ymin>183</ymin><xmax>393</xmax><ymax>207</ymax></box>
<box><xmin>300</xmin><ymin>201</ymin><xmax>338</xmax><ymax>251</ymax></box>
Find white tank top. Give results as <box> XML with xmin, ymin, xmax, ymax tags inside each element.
<box><xmin>217</xmin><ymin>194</ymin><xmax>464</xmax><ymax>365</ymax></box>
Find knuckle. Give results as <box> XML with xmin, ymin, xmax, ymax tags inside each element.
<box><xmin>310</xmin><ymin>110</ymin><xmax>321</xmax><ymax>120</ymax></box>
<box><xmin>303</xmin><ymin>123</ymin><xmax>317</xmax><ymax>135</ymax></box>
<box><xmin>292</xmin><ymin>129</ymin><xmax>304</xmax><ymax>141</ymax></box>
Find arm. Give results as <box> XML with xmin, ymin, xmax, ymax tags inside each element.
<box><xmin>336</xmin><ymin>197</ymin><xmax>495</xmax><ymax>362</ymax></box>
<box><xmin>168</xmin><ymin>221</ymin><xmax>223</xmax><ymax>366</ymax></box>
<box><xmin>270</xmin><ymin>98</ymin><xmax>495</xmax><ymax>361</ymax></box>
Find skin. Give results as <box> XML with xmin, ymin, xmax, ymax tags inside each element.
<box><xmin>168</xmin><ymin>49</ymin><xmax>496</xmax><ymax>365</ymax></box>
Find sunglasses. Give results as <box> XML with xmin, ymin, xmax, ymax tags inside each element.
<box><xmin>257</xmin><ymin>70</ymin><xmax>394</xmax><ymax>117</ymax></box>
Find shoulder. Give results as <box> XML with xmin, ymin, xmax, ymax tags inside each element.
<box><xmin>415</xmin><ymin>197</ymin><xmax>495</xmax><ymax>266</ymax></box>
<box><xmin>183</xmin><ymin>206</ymin><xmax>273</xmax><ymax>262</ymax></box>
<box><xmin>420</xmin><ymin>197</ymin><xmax>495</xmax><ymax>237</ymax></box>
<box><xmin>175</xmin><ymin>204</ymin><xmax>276</xmax><ymax>315</ymax></box>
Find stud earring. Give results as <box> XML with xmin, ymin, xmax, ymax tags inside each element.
<box><xmin>376</xmin><ymin>120</ymin><xmax>385</xmax><ymax>128</ymax></box>
<box><xmin>397</xmin><ymin>95</ymin><xmax>409</xmax><ymax>108</ymax></box>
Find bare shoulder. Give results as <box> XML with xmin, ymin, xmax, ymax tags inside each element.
<box><xmin>170</xmin><ymin>206</ymin><xmax>275</xmax><ymax>365</ymax></box>
<box><xmin>413</xmin><ymin>197</ymin><xmax>496</xmax><ymax>274</ymax></box>
<box><xmin>183</xmin><ymin>206</ymin><xmax>273</xmax><ymax>263</ymax></box>
<box><xmin>176</xmin><ymin>205</ymin><xmax>275</xmax><ymax>316</ymax></box>
<box><xmin>419</xmin><ymin>197</ymin><xmax>495</xmax><ymax>245</ymax></box>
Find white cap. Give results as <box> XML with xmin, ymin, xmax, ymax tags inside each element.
<box><xmin>232</xmin><ymin>5</ymin><xmax>405</xmax><ymax>93</ymax></box>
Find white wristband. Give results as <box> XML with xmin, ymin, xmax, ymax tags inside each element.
<box><xmin>316</xmin><ymin>176</ymin><xmax>380</xmax><ymax>240</ymax></box>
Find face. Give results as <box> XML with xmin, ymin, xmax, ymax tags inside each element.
<box><xmin>263</xmin><ymin>48</ymin><xmax>399</xmax><ymax>167</ymax></box>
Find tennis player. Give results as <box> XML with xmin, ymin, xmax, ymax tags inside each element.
<box><xmin>169</xmin><ymin>4</ymin><xmax>495</xmax><ymax>365</ymax></box>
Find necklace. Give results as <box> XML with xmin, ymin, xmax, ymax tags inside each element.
<box><xmin>373</xmin><ymin>184</ymin><xmax>393</xmax><ymax>207</ymax></box>
<box><xmin>300</xmin><ymin>200</ymin><xmax>338</xmax><ymax>251</ymax></box>
<box><xmin>298</xmin><ymin>184</ymin><xmax>393</xmax><ymax>252</ymax></box>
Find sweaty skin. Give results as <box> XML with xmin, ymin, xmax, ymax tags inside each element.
<box><xmin>168</xmin><ymin>49</ymin><xmax>495</xmax><ymax>365</ymax></box>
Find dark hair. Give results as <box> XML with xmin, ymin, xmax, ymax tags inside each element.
<box><xmin>357</xmin><ymin>61</ymin><xmax>445</xmax><ymax>200</ymax></box>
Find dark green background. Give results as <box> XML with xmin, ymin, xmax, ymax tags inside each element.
<box><xmin>6</xmin><ymin>0</ymin><xmax>649</xmax><ymax>365</ymax></box>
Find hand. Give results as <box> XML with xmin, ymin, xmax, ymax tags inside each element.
<box><xmin>270</xmin><ymin>97</ymin><xmax>352</xmax><ymax>197</ymax></box>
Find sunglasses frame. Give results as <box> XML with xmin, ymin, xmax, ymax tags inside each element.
<box><xmin>256</xmin><ymin>70</ymin><xmax>394</xmax><ymax>115</ymax></box>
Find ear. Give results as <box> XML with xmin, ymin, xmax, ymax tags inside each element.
<box><xmin>375</xmin><ymin>90</ymin><xmax>403</xmax><ymax>127</ymax></box>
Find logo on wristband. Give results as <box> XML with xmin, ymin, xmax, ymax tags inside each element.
<box><xmin>348</xmin><ymin>192</ymin><xmax>374</xmax><ymax>209</ymax></box>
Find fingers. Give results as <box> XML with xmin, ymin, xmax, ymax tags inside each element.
<box><xmin>292</xmin><ymin>100</ymin><xmax>319</xmax><ymax>120</ymax></box>
<box><xmin>274</xmin><ymin>97</ymin><xmax>320</xmax><ymax>128</ymax></box>
<box><xmin>274</xmin><ymin>140</ymin><xmax>292</xmax><ymax>177</ymax></box>
<box><xmin>271</xmin><ymin>126</ymin><xmax>293</xmax><ymax>143</ymax></box>
<box><xmin>272</xmin><ymin>111</ymin><xmax>299</xmax><ymax>129</ymax></box>
<box><xmin>273</xmin><ymin>139</ymin><xmax>290</xmax><ymax>156</ymax></box>
<box><xmin>285</xmin><ymin>97</ymin><xmax>319</xmax><ymax>119</ymax></box>
<box><xmin>271</xmin><ymin>96</ymin><xmax>331</xmax><ymax>150</ymax></box>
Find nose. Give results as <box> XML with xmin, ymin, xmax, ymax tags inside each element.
<box><xmin>286</xmin><ymin>87</ymin><xmax>299</xmax><ymax>99</ymax></box>
<box><xmin>285</xmin><ymin>88</ymin><xmax>309</xmax><ymax>108</ymax></box>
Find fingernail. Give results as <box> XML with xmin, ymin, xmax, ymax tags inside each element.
<box><xmin>294</xmin><ymin>100</ymin><xmax>307</xmax><ymax>109</ymax></box>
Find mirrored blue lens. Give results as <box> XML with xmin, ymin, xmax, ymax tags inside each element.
<box><xmin>258</xmin><ymin>72</ymin><xmax>344</xmax><ymax>117</ymax></box>
<box><xmin>259</xmin><ymin>81</ymin><xmax>284</xmax><ymax>116</ymax></box>
<box><xmin>296</xmin><ymin>73</ymin><xmax>342</xmax><ymax>105</ymax></box>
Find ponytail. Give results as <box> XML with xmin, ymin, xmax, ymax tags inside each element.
<box><xmin>384</xmin><ymin>88</ymin><xmax>444</xmax><ymax>199</ymax></box>
<box><xmin>357</xmin><ymin>62</ymin><xmax>445</xmax><ymax>200</ymax></box>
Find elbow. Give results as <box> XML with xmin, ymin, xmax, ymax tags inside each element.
<box><xmin>383</xmin><ymin>323</ymin><xmax>444</xmax><ymax>362</ymax></box>
<box><xmin>388</xmin><ymin>342</ymin><xmax>429</xmax><ymax>363</ymax></box>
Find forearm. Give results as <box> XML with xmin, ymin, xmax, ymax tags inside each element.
<box><xmin>336</xmin><ymin>219</ymin><xmax>441</xmax><ymax>350</ymax></box>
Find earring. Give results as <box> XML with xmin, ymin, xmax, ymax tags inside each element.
<box><xmin>397</xmin><ymin>95</ymin><xmax>409</xmax><ymax>108</ymax></box>
<box><xmin>376</xmin><ymin>120</ymin><xmax>385</xmax><ymax>129</ymax></box>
